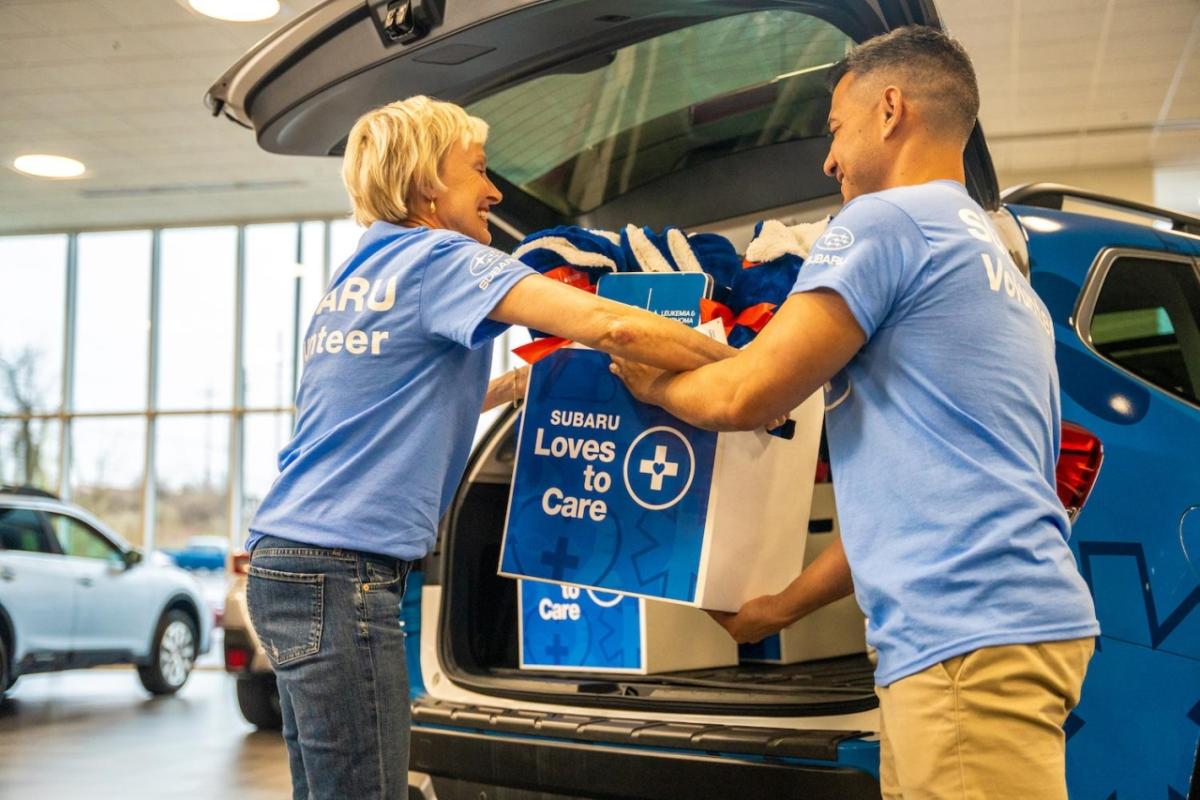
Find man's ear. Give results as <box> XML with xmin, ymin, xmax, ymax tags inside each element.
<box><xmin>880</xmin><ymin>85</ymin><xmax>904</xmax><ymax>140</ymax></box>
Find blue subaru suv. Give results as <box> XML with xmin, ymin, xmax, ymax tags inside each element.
<box><xmin>208</xmin><ymin>1</ymin><xmax>1200</xmax><ymax>796</ymax></box>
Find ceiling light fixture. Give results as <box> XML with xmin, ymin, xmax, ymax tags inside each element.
<box><xmin>188</xmin><ymin>0</ymin><xmax>280</xmax><ymax>22</ymax></box>
<box><xmin>13</xmin><ymin>154</ymin><xmax>86</xmax><ymax>179</ymax></box>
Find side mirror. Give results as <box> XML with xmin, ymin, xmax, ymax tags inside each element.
<box><xmin>123</xmin><ymin>549</ymin><xmax>144</xmax><ymax>569</ymax></box>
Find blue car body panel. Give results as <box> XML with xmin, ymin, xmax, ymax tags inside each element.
<box><xmin>1012</xmin><ymin>204</ymin><xmax>1200</xmax><ymax>797</ymax></box>
<box><xmin>403</xmin><ymin>569</ymin><xmax>425</xmax><ymax>697</ymax></box>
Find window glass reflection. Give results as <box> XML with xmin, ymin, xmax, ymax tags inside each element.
<box><xmin>242</xmin><ymin>412</ymin><xmax>291</xmax><ymax>528</ymax></box>
<box><xmin>70</xmin><ymin>417</ymin><xmax>145</xmax><ymax>546</ymax></box>
<box><xmin>75</xmin><ymin>231</ymin><xmax>151</xmax><ymax>412</ymax></box>
<box><xmin>295</xmin><ymin>221</ymin><xmax>329</xmax><ymax>384</ymax></box>
<box><xmin>48</xmin><ymin>512</ymin><xmax>122</xmax><ymax>561</ymax></box>
<box><xmin>328</xmin><ymin>218</ymin><xmax>364</xmax><ymax>277</ymax></box>
<box><xmin>159</xmin><ymin>227</ymin><xmax>235</xmax><ymax>410</ymax></box>
<box><xmin>245</xmin><ymin>224</ymin><xmax>301</xmax><ymax>409</ymax></box>
<box><xmin>0</xmin><ymin>235</ymin><xmax>66</xmax><ymax>414</ymax></box>
<box><xmin>155</xmin><ymin>414</ymin><xmax>229</xmax><ymax>551</ymax></box>
<box><xmin>0</xmin><ymin>419</ymin><xmax>60</xmax><ymax>493</ymax></box>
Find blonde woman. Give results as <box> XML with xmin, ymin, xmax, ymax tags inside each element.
<box><xmin>244</xmin><ymin>96</ymin><xmax>733</xmax><ymax>799</ymax></box>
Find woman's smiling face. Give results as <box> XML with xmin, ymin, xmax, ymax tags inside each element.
<box><xmin>430</xmin><ymin>140</ymin><xmax>503</xmax><ymax>245</ymax></box>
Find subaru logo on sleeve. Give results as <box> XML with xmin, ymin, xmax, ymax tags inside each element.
<box><xmin>818</xmin><ymin>226</ymin><xmax>855</xmax><ymax>251</ymax></box>
<box><xmin>622</xmin><ymin>426</ymin><xmax>695</xmax><ymax>510</ymax></box>
<box><xmin>469</xmin><ymin>250</ymin><xmax>502</xmax><ymax>276</ymax></box>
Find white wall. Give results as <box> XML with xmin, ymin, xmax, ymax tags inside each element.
<box><xmin>997</xmin><ymin>165</ymin><xmax>1157</xmax><ymax>206</ymax></box>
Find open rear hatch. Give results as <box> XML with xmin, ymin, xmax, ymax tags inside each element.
<box><xmin>206</xmin><ymin>0</ymin><xmax>999</xmax><ymax>241</ymax></box>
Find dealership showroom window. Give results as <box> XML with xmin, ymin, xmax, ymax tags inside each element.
<box><xmin>1</xmin><ymin>1</ymin><xmax>1199</xmax><ymax>799</ymax></box>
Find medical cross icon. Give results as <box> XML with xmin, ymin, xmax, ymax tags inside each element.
<box><xmin>623</xmin><ymin>426</ymin><xmax>696</xmax><ymax>512</ymax></box>
<box><xmin>546</xmin><ymin>634</ymin><xmax>569</xmax><ymax>664</ymax></box>
<box><xmin>540</xmin><ymin>537</ymin><xmax>579</xmax><ymax>580</ymax></box>
<box><xmin>639</xmin><ymin>445</ymin><xmax>679</xmax><ymax>491</ymax></box>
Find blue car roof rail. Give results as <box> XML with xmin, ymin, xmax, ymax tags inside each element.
<box><xmin>1002</xmin><ymin>182</ymin><xmax>1200</xmax><ymax>236</ymax></box>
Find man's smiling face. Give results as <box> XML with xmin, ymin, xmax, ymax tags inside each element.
<box><xmin>822</xmin><ymin>72</ymin><xmax>889</xmax><ymax>204</ymax></box>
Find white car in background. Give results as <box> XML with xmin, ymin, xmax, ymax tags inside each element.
<box><xmin>221</xmin><ymin>550</ymin><xmax>281</xmax><ymax>729</ymax></box>
<box><xmin>0</xmin><ymin>487</ymin><xmax>212</xmax><ymax>697</ymax></box>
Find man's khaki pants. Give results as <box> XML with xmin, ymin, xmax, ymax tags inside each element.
<box><xmin>875</xmin><ymin>638</ymin><xmax>1094</xmax><ymax>800</ymax></box>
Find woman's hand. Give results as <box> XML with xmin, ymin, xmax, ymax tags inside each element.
<box><xmin>511</xmin><ymin>365</ymin><xmax>530</xmax><ymax>402</ymax></box>
<box><xmin>481</xmin><ymin>366</ymin><xmax>530</xmax><ymax>412</ymax></box>
<box><xmin>609</xmin><ymin>356</ymin><xmax>669</xmax><ymax>405</ymax></box>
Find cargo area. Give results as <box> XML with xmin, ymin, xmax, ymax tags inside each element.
<box><xmin>433</xmin><ymin>411</ymin><xmax>878</xmax><ymax>717</ymax></box>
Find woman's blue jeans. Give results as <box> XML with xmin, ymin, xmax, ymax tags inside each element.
<box><xmin>247</xmin><ymin>535</ymin><xmax>413</xmax><ymax>800</ymax></box>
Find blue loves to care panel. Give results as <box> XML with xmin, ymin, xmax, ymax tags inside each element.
<box><xmin>519</xmin><ymin>582</ymin><xmax>643</xmax><ymax>670</ymax></box>
<box><xmin>501</xmin><ymin>347</ymin><xmax>718</xmax><ymax>603</ymax></box>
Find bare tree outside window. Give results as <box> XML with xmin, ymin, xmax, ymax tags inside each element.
<box><xmin>0</xmin><ymin>347</ymin><xmax>52</xmax><ymax>489</ymax></box>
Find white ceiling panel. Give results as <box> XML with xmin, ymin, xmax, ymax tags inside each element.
<box><xmin>0</xmin><ymin>0</ymin><xmax>1196</xmax><ymax>234</ymax></box>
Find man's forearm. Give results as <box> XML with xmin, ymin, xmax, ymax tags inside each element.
<box><xmin>774</xmin><ymin>536</ymin><xmax>855</xmax><ymax>625</ymax></box>
<box><xmin>642</xmin><ymin>359</ymin><xmax>766</xmax><ymax>431</ymax></box>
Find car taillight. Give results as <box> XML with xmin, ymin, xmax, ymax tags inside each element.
<box><xmin>1056</xmin><ymin>422</ymin><xmax>1102</xmax><ymax>519</ymax></box>
<box><xmin>229</xmin><ymin>550</ymin><xmax>250</xmax><ymax>575</ymax></box>
<box><xmin>225</xmin><ymin>645</ymin><xmax>250</xmax><ymax>671</ymax></box>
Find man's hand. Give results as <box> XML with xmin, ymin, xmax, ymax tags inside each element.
<box><xmin>707</xmin><ymin>593</ymin><xmax>795</xmax><ymax>644</ymax></box>
<box><xmin>609</xmin><ymin>356</ymin><xmax>669</xmax><ymax>405</ymax></box>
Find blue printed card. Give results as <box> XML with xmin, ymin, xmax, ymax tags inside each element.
<box><xmin>596</xmin><ymin>272</ymin><xmax>711</xmax><ymax>328</ymax></box>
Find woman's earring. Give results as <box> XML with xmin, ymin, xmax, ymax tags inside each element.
<box><xmin>429</xmin><ymin>198</ymin><xmax>437</xmax><ymax>216</ymax></box>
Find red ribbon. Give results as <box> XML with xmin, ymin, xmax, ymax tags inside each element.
<box><xmin>734</xmin><ymin>302</ymin><xmax>776</xmax><ymax>333</ymax></box>
<box><xmin>513</xmin><ymin>336</ymin><xmax>571</xmax><ymax>365</ymax></box>
<box><xmin>543</xmin><ymin>265</ymin><xmax>593</xmax><ymax>291</ymax></box>
<box><xmin>511</xmin><ymin>266</ymin><xmax>598</xmax><ymax>364</ymax></box>
<box><xmin>699</xmin><ymin>298</ymin><xmax>734</xmax><ymax>335</ymax></box>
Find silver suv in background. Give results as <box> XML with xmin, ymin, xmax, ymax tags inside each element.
<box><xmin>0</xmin><ymin>487</ymin><xmax>212</xmax><ymax>697</ymax></box>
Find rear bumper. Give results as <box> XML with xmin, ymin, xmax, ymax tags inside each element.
<box><xmin>410</xmin><ymin>724</ymin><xmax>879</xmax><ymax>800</ymax></box>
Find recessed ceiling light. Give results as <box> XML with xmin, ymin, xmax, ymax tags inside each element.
<box><xmin>13</xmin><ymin>154</ymin><xmax>86</xmax><ymax>179</ymax></box>
<box><xmin>188</xmin><ymin>0</ymin><xmax>280</xmax><ymax>22</ymax></box>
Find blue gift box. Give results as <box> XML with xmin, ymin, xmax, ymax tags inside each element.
<box><xmin>499</xmin><ymin>346</ymin><xmax>824</xmax><ymax>611</ymax></box>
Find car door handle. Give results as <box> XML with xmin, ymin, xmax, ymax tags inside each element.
<box><xmin>77</xmin><ymin>576</ymin><xmax>94</xmax><ymax>587</ymax></box>
<box><xmin>0</xmin><ymin>567</ymin><xmax>14</xmax><ymax>581</ymax></box>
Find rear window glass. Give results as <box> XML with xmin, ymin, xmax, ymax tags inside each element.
<box><xmin>1089</xmin><ymin>256</ymin><xmax>1200</xmax><ymax>404</ymax></box>
<box><xmin>469</xmin><ymin>10</ymin><xmax>851</xmax><ymax>216</ymax></box>
<box><xmin>0</xmin><ymin>507</ymin><xmax>53</xmax><ymax>554</ymax></box>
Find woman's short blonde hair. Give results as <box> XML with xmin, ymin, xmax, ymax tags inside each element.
<box><xmin>341</xmin><ymin>95</ymin><xmax>489</xmax><ymax>227</ymax></box>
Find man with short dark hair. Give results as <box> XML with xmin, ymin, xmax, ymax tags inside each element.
<box><xmin>611</xmin><ymin>25</ymin><xmax>1099</xmax><ymax>799</ymax></box>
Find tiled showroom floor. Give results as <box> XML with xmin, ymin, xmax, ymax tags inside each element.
<box><xmin>0</xmin><ymin>669</ymin><xmax>293</xmax><ymax>799</ymax></box>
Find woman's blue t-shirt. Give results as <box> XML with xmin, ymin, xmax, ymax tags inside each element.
<box><xmin>791</xmin><ymin>180</ymin><xmax>1100</xmax><ymax>686</ymax></box>
<box><xmin>248</xmin><ymin>222</ymin><xmax>535</xmax><ymax>561</ymax></box>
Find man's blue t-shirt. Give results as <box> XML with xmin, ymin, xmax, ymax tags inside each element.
<box><xmin>791</xmin><ymin>180</ymin><xmax>1099</xmax><ymax>686</ymax></box>
<box><xmin>247</xmin><ymin>222</ymin><xmax>535</xmax><ymax>561</ymax></box>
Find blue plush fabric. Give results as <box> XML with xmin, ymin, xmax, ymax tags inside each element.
<box><xmin>728</xmin><ymin>254</ymin><xmax>802</xmax><ymax>314</ymax></box>
<box><xmin>512</xmin><ymin>222</ymin><xmax>800</xmax><ymax>345</ymax></box>
<box><xmin>727</xmin><ymin>326</ymin><xmax>757</xmax><ymax>348</ymax></box>
<box><xmin>513</xmin><ymin>225</ymin><xmax>626</xmax><ymax>282</ymax></box>
<box><xmin>687</xmin><ymin>232</ymin><xmax>740</xmax><ymax>304</ymax></box>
